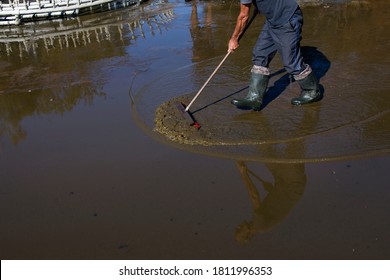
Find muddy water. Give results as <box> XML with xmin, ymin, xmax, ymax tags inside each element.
<box><xmin>0</xmin><ymin>0</ymin><xmax>389</xmax><ymax>259</ymax></box>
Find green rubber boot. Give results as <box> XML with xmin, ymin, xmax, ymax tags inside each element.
<box><xmin>231</xmin><ymin>72</ymin><xmax>269</xmax><ymax>111</ymax></box>
<box><xmin>291</xmin><ymin>71</ymin><xmax>321</xmax><ymax>105</ymax></box>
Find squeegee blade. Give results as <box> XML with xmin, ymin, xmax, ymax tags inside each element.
<box><xmin>175</xmin><ymin>102</ymin><xmax>200</xmax><ymax>129</ymax></box>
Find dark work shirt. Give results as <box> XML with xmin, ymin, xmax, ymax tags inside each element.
<box><xmin>240</xmin><ymin>0</ymin><xmax>298</xmax><ymax>27</ymax></box>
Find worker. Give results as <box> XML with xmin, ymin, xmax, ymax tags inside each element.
<box><xmin>228</xmin><ymin>0</ymin><xmax>321</xmax><ymax>111</ymax></box>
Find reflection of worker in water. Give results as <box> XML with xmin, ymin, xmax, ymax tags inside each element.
<box><xmin>228</xmin><ymin>0</ymin><xmax>321</xmax><ymax>111</ymax></box>
<box><xmin>235</xmin><ymin>160</ymin><xmax>306</xmax><ymax>244</ymax></box>
<box><xmin>234</xmin><ymin>105</ymin><xmax>321</xmax><ymax>244</ymax></box>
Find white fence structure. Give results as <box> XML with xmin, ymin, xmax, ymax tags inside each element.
<box><xmin>0</xmin><ymin>0</ymin><xmax>144</xmax><ymax>25</ymax></box>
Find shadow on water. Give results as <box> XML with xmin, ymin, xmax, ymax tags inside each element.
<box><xmin>262</xmin><ymin>46</ymin><xmax>331</xmax><ymax>109</ymax></box>
<box><xmin>192</xmin><ymin>68</ymin><xmax>287</xmax><ymax>114</ymax></box>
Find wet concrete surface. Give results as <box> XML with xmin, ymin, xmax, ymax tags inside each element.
<box><xmin>0</xmin><ymin>0</ymin><xmax>389</xmax><ymax>259</ymax></box>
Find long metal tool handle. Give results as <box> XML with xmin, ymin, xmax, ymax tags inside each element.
<box><xmin>185</xmin><ymin>9</ymin><xmax>258</xmax><ymax>112</ymax></box>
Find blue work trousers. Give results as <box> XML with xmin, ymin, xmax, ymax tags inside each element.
<box><xmin>252</xmin><ymin>8</ymin><xmax>306</xmax><ymax>75</ymax></box>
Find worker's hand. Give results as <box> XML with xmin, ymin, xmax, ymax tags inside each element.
<box><xmin>228</xmin><ymin>38</ymin><xmax>239</xmax><ymax>53</ymax></box>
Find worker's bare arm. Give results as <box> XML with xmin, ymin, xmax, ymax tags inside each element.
<box><xmin>228</xmin><ymin>3</ymin><xmax>251</xmax><ymax>52</ymax></box>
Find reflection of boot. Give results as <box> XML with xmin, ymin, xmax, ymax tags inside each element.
<box><xmin>231</xmin><ymin>70</ymin><xmax>269</xmax><ymax>111</ymax></box>
<box><xmin>291</xmin><ymin>70</ymin><xmax>321</xmax><ymax>105</ymax></box>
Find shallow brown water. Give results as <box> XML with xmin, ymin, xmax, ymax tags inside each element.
<box><xmin>0</xmin><ymin>0</ymin><xmax>389</xmax><ymax>259</ymax></box>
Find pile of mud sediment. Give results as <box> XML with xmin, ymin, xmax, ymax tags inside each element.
<box><xmin>154</xmin><ymin>95</ymin><xmax>222</xmax><ymax>146</ymax></box>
